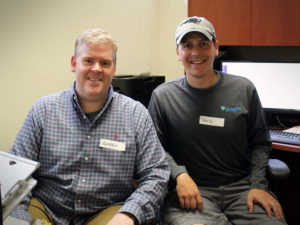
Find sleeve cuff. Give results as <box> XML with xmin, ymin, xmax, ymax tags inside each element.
<box><xmin>119</xmin><ymin>202</ymin><xmax>157</xmax><ymax>225</ymax></box>
<box><xmin>9</xmin><ymin>205</ymin><xmax>32</xmax><ymax>222</ymax></box>
<box><xmin>171</xmin><ymin>165</ymin><xmax>188</xmax><ymax>180</ymax></box>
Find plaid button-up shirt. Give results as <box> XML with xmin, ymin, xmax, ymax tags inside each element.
<box><xmin>10</xmin><ymin>83</ymin><xmax>170</xmax><ymax>225</ymax></box>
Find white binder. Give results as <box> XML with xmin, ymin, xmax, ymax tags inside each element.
<box><xmin>0</xmin><ymin>151</ymin><xmax>40</xmax><ymax>220</ymax></box>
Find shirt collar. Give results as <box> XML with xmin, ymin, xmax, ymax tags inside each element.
<box><xmin>184</xmin><ymin>71</ymin><xmax>222</xmax><ymax>91</ymax></box>
<box><xmin>69</xmin><ymin>81</ymin><xmax>114</xmax><ymax>116</ymax></box>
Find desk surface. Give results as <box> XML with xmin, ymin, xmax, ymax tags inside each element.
<box><xmin>272</xmin><ymin>142</ymin><xmax>300</xmax><ymax>153</ymax></box>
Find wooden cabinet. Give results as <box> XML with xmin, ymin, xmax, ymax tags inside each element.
<box><xmin>252</xmin><ymin>0</ymin><xmax>300</xmax><ymax>46</ymax></box>
<box><xmin>188</xmin><ymin>0</ymin><xmax>252</xmax><ymax>46</ymax></box>
<box><xmin>188</xmin><ymin>0</ymin><xmax>300</xmax><ymax>46</ymax></box>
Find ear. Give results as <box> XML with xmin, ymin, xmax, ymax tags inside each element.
<box><xmin>176</xmin><ymin>47</ymin><xmax>181</xmax><ymax>61</ymax></box>
<box><xmin>215</xmin><ymin>40</ymin><xmax>219</xmax><ymax>56</ymax></box>
<box><xmin>112</xmin><ymin>62</ymin><xmax>117</xmax><ymax>78</ymax></box>
<box><xmin>71</xmin><ymin>56</ymin><xmax>76</xmax><ymax>72</ymax></box>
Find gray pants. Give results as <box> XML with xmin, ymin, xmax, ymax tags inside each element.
<box><xmin>161</xmin><ymin>179</ymin><xmax>287</xmax><ymax>225</ymax></box>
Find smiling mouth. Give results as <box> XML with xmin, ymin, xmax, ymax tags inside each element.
<box><xmin>88</xmin><ymin>77</ymin><xmax>101</xmax><ymax>82</ymax></box>
<box><xmin>190</xmin><ymin>59</ymin><xmax>206</xmax><ymax>64</ymax></box>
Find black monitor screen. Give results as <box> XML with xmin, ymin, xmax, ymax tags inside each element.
<box><xmin>221</xmin><ymin>61</ymin><xmax>300</xmax><ymax>114</ymax></box>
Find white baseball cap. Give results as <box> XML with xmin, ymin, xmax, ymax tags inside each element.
<box><xmin>175</xmin><ymin>16</ymin><xmax>216</xmax><ymax>45</ymax></box>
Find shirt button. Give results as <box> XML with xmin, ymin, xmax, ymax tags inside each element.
<box><xmin>77</xmin><ymin>199</ymin><xmax>81</xmax><ymax>203</ymax></box>
<box><xmin>87</xmin><ymin>135</ymin><xmax>91</xmax><ymax>139</ymax></box>
<box><xmin>84</xmin><ymin>157</ymin><xmax>89</xmax><ymax>161</ymax></box>
<box><xmin>82</xmin><ymin>179</ymin><xmax>86</xmax><ymax>183</ymax></box>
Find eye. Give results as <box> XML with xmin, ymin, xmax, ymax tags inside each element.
<box><xmin>182</xmin><ymin>42</ymin><xmax>192</xmax><ymax>49</ymax></box>
<box><xmin>199</xmin><ymin>40</ymin><xmax>210</xmax><ymax>49</ymax></box>
<box><xmin>83</xmin><ymin>58</ymin><xmax>93</xmax><ymax>64</ymax></box>
<box><xmin>101</xmin><ymin>61</ymin><xmax>112</xmax><ymax>67</ymax></box>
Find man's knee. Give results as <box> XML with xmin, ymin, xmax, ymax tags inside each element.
<box><xmin>84</xmin><ymin>205</ymin><xmax>122</xmax><ymax>225</ymax></box>
<box><xmin>28</xmin><ymin>197</ymin><xmax>53</xmax><ymax>224</ymax></box>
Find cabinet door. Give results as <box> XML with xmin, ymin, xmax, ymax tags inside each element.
<box><xmin>188</xmin><ymin>0</ymin><xmax>252</xmax><ymax>46</ymax></box>
<box><xmin>252</xmin><ymin>0</ymin><xmax>300</xmax><ymax>46</ymax></box>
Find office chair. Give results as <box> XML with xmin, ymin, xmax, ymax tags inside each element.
<box><xmin>268</xmin><ymin>159</ymin><xmax>290</xmax><ymax>180</ymax></box>
<box><xmin>268</xmin><ymin>158</ymin><xmax>290</xmax><ymax>194</ymax></box>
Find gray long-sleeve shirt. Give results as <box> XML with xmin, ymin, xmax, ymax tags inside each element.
<box><xmin>148</xmin><ymin>72</ymin><xmax>271</xmax><ymax>190</ymax></box>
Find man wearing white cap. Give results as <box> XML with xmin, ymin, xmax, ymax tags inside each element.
<box><xmin>148</xmin><ymin>17</ymin><xmax>287</xmax><ymax>225</ymax></box>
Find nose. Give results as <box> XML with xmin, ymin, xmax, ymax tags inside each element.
<box><xmin>191</xmin><ymin>45</ymin><xmax>202</xmax><ymax>55</ymax></box>
<box><xmin>91</xmin><ymin>62</ymin><xmax>102</xmax><ymax>73</ymax></box>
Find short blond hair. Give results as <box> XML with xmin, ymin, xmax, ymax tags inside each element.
<box><xmin>74</xmin><ymin>28</ymin><xmax>117</xmax><ymax>62</ymax></box>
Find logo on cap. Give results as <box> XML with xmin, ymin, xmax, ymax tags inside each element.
<box><xmin>181</xmin><ymin>17</ymin><xmax>203</xmax><ymax>26</ymax></box>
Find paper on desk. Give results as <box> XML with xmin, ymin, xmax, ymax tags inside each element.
<box><xmin>283</xmin><ymin>126</ymin><xmax>300</xmax><ymax>134</ymax></box>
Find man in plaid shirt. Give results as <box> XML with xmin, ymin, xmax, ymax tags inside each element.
<box><xmin>9</xmin><ymin>28</ymin><xmax>170</xmax><ymax>225</ymax></box>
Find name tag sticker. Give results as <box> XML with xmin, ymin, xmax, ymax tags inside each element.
<box><xmin>99</xmin><ymin>139</ymin><xmax>126</xmax><ymax>151</ymax></box>
<box><xmin>199</xmin><ymin>116</ymin><xmax>225</xmax><ymax>127</ymax></box>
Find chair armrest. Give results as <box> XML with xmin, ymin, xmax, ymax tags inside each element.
<box><xmin>268</xmin><ymin>159</ymin><xmax>290</xmax><ymax>180</ymax></box>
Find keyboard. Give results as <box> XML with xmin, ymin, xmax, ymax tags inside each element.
<box><xmin>269</xmin><ymin>130</ymin><xmax>300</xmax><ymax>146</ymax></box>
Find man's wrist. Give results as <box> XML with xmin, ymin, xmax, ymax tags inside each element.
<box><xmin>176</xmin><ymin>172</ymin><xmax>189</xmax><ymax>182</ymax></box>
<box><xmin>120</xmin><ymin>212</ymin><xmax>136</xmax><ymax>223</ymax></box>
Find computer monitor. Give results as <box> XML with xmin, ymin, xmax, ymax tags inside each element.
<box><xmin>221</xmin><ymin>61</ymin><xmax>300</xmax><ymax>115</ymax></box>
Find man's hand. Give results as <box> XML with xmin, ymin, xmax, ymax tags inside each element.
<box><xmin>247</xmin><ymin>189</ymin><xmax>284</xmax><ymax>219</ymax></box>
<box><xmin>176</xmin><ymin>173</ymin><xmax>203</xmax><ymax>210</ymax></box>
<box><xmin>106</xmin><ymin>212</ymin><xmax>135</xmax><ymax>225</ymax></box>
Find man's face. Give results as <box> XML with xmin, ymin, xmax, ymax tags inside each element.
<box><xmin>176</xmin><ymin>32</ymin><xmax>218</xmax><ymax>79</ymax></box>
<box><xmin>71</xmin><ymin>42</ymin><xmax>116</xmax><ymax>105</ymax></box>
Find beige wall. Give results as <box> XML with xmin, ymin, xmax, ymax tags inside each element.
<box><xmin>0</xmin><ymin>0</ymin><xmax>187</xmax><ymax>151</ymax></box>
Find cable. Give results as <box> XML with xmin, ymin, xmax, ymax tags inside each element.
<box><xmin>276</xmin><ymin>114</ymin><xmax>288</xmax><ymax>128</ymax></box>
